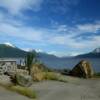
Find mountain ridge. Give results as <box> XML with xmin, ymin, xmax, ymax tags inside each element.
<box><xmin>0</xmin><ymin>44</ymin><xmax>27</xmax><ymax>58</ymax></box>
<box><xmin>76</xmin><ymin>47</ymin><xmax>100</xmax><ymax>58</ymax></box>
<box><xmin>0</xmin><ymin>43</ymin><xmax>100</xmax><ymax>58</ymax></box>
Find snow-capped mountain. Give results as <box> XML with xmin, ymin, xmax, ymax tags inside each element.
<box><xmin>0</xmin><ymin>43</ymin><xmax>27</xmax><ymax>57</ymax></box>
<box><xmin>4</xmin><ymin>42</ymin><xmax>15</xmax><ymax>48</ymax></box>
<box><xmin>92</xmin><ymin>47</ymin><xmax>100</xmax><ymax>53</ymax></box>
<box><xmin>76</xmin><ymin>47</ymin><xmax>100</xmax><ymax>58</ymax></box>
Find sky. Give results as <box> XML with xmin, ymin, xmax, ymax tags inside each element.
<box><xmin>0</xmin><ymin>0</ymin><xmax>100</xmax><ymax>57</ymax></box>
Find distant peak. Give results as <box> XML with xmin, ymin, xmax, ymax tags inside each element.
<box><xmin>92</xmin><ymin>47</ymin><xmax>100</xmax><ymax>53</ymax></box>
<box><xmin>4</xmin><ymin>42</ymin><xmax>15</xmax><ymax>48</ymax></box>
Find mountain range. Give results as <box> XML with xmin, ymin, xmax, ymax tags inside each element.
<box><xmin>0</xmin><ymin>43</ymin><xmax>100</xmax><ymax>58</ymax></box>
<box><xmin>0</xmin><ymin>43</ymin><xmax>100</xmax><ymax>70</ymax></box>
<box><xmin>76</xmin><ymin>48</ymin><xmax>100</xmax><ymax>58</ymax></box>
<box><xmin>0</xmin><ymin>44</ymin><xmax>27</xmax><ymax>58</ymax></box>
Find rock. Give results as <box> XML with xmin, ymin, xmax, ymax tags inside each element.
<box><xmin>31</xmin><ymin>64</ymin><xmax>45</xmax><ymax>81</ymax></box>
<box><xmin>11</xmin><ymin>74</ymin><xmax>33</xmax><ymax>87</ymax></box>
<box><xmin>70</xmin><ymin>60</ymin><xmax>94</xmax><ymax>78</ymax></box>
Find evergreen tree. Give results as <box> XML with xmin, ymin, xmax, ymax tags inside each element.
<box><xmin>26</xmin><ymin>51</ymin><xmax>36</xmax><ymax>75</ymax></box>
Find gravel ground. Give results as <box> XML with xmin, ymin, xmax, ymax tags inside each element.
<box><xmin>0</xmin><ymin>75</ymin><xmax>100</xmax><ymax>100</ymax></box>
<box><xmin>0</xmin><ymin>75</ymin><xmax>33</xmax><ymax>100</ymax></box>
<box><xmin>30</xmin><ymin>76</ymin><xmax>100</xmax><ymax>100</ymax></box>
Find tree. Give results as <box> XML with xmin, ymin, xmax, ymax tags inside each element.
<box><xmin>26</xmin><ymin>51</ymin><xmax>36</xmax><ymax>75</ymax></box>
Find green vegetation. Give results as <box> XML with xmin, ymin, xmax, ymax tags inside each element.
<box><xmin>26</xmin><ymin>51</ymin><xmax>36</xmax><ymax>75</ymax></box>
<box><xmin>0</xmin><ymin>83</ymin><xmax>36</xmax><ymax>99</ymax></box>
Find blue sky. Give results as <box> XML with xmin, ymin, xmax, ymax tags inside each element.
<box><xmin>0</xmin><ymin>0</ymin><xmax>100</xmax><ymax>57</ymax></box>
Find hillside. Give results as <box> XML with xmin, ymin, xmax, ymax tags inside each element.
<box><xmin>0</xmin><ymin>44</ymin><xmax>27</xmax><ymax>58</ymax></box>
<box><xmin>76</xmin><ymin>48</ymin><xmax>100</xmax><ymax>58</ymax></box>
<box><xmin>0</xmin><ymin>44</ymin><xmax>100</xmax><ymax>71</ymax></box>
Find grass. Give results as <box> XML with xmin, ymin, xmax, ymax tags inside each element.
<box><xmin>44</xmin><ymin>72</ymin><xmax>68</xmax><ymax>82</ymax></box>
<box><xmin>10</xmin><ymin>86</ymin><xmax>36</xmax><ymax>98</ymax></box>
<box><xmin>44</xmin><ymin>72</ymin><xmax>59</xmax><ymax>80</ymax></box>
<box><xmin>31</xmin><ymin>71</ymin><xmax>68</xmax><ymax>82</ymax></box>
<box><xmin>0</xmin><ymin>83</ymin><xmax>36</xmax><ymax>99</ymax></box>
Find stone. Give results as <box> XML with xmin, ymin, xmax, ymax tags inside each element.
<box><xmin>30</xmin><ymin>64</ymin><xmax>45</xmax><ymax>81</ymax></box>
<box><xmin>11</xmin><ymin>74</ymin><xmax>33</xmax><ymax>87</ymax></box>
<box><xmin>70</xmin><ymin>60</ymin><xmax>94</xmax><ymax>78</ymax></box>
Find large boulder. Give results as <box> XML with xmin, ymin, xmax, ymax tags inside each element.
<box><xmin>11</xmin><ymin>74</ymin><xmax>33</xmax><ymax>87</ymax></box>
<box><xmin>70</xmin><ymin>60</ymin><xmax>94</xmax><ymax>78</ymax></box>
<box><xmin>30</xmin><ymin>63</ymin><xmax>45</xmax><ymax>81</ymax></box>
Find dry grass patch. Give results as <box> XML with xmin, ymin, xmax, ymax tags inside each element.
<box><xmin>44</xmin><ymin>72</ymin><xmax>68</xmax><ymax>82</ymax></box>
<box><xmin>0</xmin><ymin>83</ymin><xmax>36</xmax><ymax>99</ymax></box>
<box><xmin>10</xmin><ymin>85</ymin><xmax>36</xmax><ymax>98</ymax></box>
<box><xmin>44</xmin><ymin>72</ymin><xmax>60</xmax><ymax>80</ymax></box>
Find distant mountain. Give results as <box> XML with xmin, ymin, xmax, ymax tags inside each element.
<box><xmin>76</xmin><ymin>48</ymin><xmax>100</xmax><ymax>58</ymax></box>
<box><xmin>0</xmin><ymin>44</ymin><xmax>100</xmax><ymax>71</ymax></box>
<box><xmin>92</xmin><ymin>47</ymin><xmax>100</xmax><ymax>53</ymax></box>
<box><xmin>37</xmin><ymin>52</ymin><xmax>59</xmax><ymax>59</ymax></box>
<box><xmin>0</xmin><ymin>44</ymin><xmax>27</xmax><ymax>58</ymax></box>
<box><xmin>4</xmin><ymin>42</ymin><xmax>16</xmax><ymax>48</ymax></box>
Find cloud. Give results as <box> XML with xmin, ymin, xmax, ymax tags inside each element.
<box><xmin>47</xmin><ymin>50</ymin><xmax>83</xmax><ymax>57</ymax></box>
<box><xmin>0</xmin><ymin>0</ymin><xmax>43</xmax><ymax>15</ymax></box>
<box><xmin>49</xmin><ymin>22</ymin><xmax>100</xmax><ymax>50</ymax></box>
<box><xmin>0</xmin><ymin>14</ymin><xmax>100</xmax><ymax>51</ymax></box>
<box><xmin>0</xmin><ymin>23</ymin><xmax>43</xmax><ymax>42</ymax></box>
<box><xmin>77</xmin><ymin>22</ymin><xmax>100</xmax><ymax>33</ymax></box>
<box><xmin>0</xmin><ymin>10</ymin><xmax>100</xmax><ymax>56</ymax></box>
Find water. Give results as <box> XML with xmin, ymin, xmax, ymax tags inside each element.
<box><xmin>41</xmin><ymin>58</ymin><xmax>100</xmax><ymax>72</ymax></box>
<box><xmin>61</xmin><ymin>58</ymin><xmax>100</xmax><ymax>72</ymax></box>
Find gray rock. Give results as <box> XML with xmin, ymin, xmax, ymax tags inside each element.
<box><xmin>12</xmin><ymin>74</ymin><xmax>33</xmax><ymax>87</ymax></box>
<box><xmin>70</xmin><ymin>60</ymin><xmax>94</xmax><ymax>78</ymax></box>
